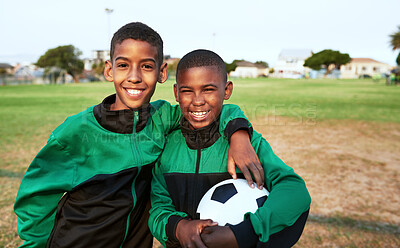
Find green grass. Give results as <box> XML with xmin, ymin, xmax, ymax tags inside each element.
<box><xmin>223</xmin><ymin>78</ymin><xmax>400</xmax><ymax>124</ymax></box>
<box><xmin>162</xmin><ymin>78</ymin><xmax>400</xmax><ymax>124</ymax></box>
<box><xmin>0</xmin><ymin>83</ymin><xmax>114</xmax><ymax>146</ymax></box>
<box><xmin>1</xmin><ymin>78</ymin><xmax>399</xmax><ymax>148</ymax></box>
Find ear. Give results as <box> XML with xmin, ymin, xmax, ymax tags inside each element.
<box><xmin>158</xmin><ymin>62</ymin><xmax>168</xmax><ymax>84</ymax></box>
<box><xmin>224</xmin><ymin>81</ymin><xmax>233</xmax><ymax>100</ymax></box>
<box><xmin>173</xmin><ymin>83</ymin><xmax>179</xmax><ymax>102</ymax></box>
<box><xmin>104</xmin><ymin>60</ymin><xmax>114</xmax><ymax>82</ymax></box>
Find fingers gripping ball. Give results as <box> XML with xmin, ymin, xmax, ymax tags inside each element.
<box><xmin>196</xmin><ymin>179</ymin><xmax>269</xmax><ymax>226</ymax></box>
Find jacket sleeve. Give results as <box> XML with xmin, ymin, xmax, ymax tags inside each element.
<box><xmin>220</xmin><ymin>104</ymin><xmax>252</xmax><ymax>140</ymax></box>
<box><xmin>150</xmin><ymin>100</ymin><xmax>182</xmax><ymax>134</ymax></box>
<box><xmin>230</xmin><ymin>133</ymin><xmax>311</xmax><ymax>246</ymax></box>
<box><xmin>151</xmin><ymin>100</ymin><xmax>251</xmax><ymax>139</ymax></box>
<box><xmin>148</xmin><ymin>162</ymin><xmax>187</xmax><ymax>247</ymax></box>
<box><xmin>14</xmin><ymin>133</ymin><xmax>75</xmax><ymax>248</ymax></box>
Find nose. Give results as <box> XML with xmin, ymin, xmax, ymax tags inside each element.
<box><xmin>192</xmin><ymin>93</ymin><xmax>205</xmax><ymax>106</ymax></box>
<box><xmin>127</xmin><ymin>67</ymin><xmax>142</xmax><ymax>83</ymax></box>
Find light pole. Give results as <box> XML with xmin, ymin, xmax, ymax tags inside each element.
<box><xmin>105</xmin><ymin>8</ymin><xmax>114</xmax><ymax>44</ymax></box>
<box><xmin>212</xmin><ymin>33</ymin><xmax>216</xmax><ymax>51</ymax></box>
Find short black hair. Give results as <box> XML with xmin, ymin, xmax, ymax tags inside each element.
<box><xmin>110</xmin><ymin>22</ymin><xmax>163</xmax><ymax>65</ymax></box>
<box><xmin>176</xmin><ymin>49</ymin><xmax>227</xmax><ymax>82</ymax></box>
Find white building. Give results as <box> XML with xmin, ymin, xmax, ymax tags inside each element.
<box><xmin>84</xmin><ymin>50</ymin><xmax>110</xmax><ymax>71</ymax></box>
<box><xmin>229</xmin><ymin>61</ymin><xmax>268</xmax><ymax>78</ymax></box>
<box><xmin>273</xmin><ymin>49</ymin><xmax>312</xmax><ymax>78</ymax></box>
<box><xmin>340</xmin><ymin>58</ymin><xmax>393</xmax><ymax>79</ymax></box>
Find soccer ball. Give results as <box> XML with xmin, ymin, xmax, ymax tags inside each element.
<box><xmin>196</xmin><ymin>178</ymin><xmax>269</xmax><ymax>226</ymax></box>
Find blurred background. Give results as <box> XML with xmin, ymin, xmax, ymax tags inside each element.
<box><xmin>0</xmin><ymin>0</ymin><xmax>399</xmax><ymax>83</ymax></box>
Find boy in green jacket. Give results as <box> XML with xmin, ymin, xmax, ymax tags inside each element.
<box><xmin>149</xmin><ymin>49</ymin><xmax>311</xmax><ymax>248</ymax></box>
<box><xmin>14</xmin><ymin>23</ymin><xmax>263</xmax><ymax>247</ymax></box>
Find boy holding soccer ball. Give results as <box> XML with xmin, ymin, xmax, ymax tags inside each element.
<box><xmin>149</xmin><ymin>49</ymin><xmax>311</xmax><ymax>248</ymax></box>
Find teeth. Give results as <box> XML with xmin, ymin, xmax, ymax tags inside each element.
<box><xmin>126</xmin><ymin>89</ymin><xmax>142</xmax><ymax>95</ymax></box>
<box><xmin>191</xmin><ymin>111</ymin><xmax>208</xmax><ymax>116</ymax></box>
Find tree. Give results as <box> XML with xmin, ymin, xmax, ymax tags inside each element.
<box><xmin>36</xmin><ymin>45</ymin><xmax>84</xmax><ymax>83</ymax></box>
<box><xmin>396</xmin><ymin>53</ymin><xmax>400</xmax><ymax>66</ymax></box>
<box><xmin>389</xmin><ymin>25</ymin><xmax>400</xmax><ymax>50</ymax></box>
<box><xmin>167</xmin><ymin>59</ymin><xmax>180</xmax><ymax>78</ymax></box>
<box><xmin>304</xmin><ymin>49</ymin><xmax>351</xmax><ymax>77</ymax></box>
<box><xmin>92</xmin><ymin>61</ymin><xmax>105</xmax><ymax>79</ymax></box>
<box><xmin>225</xmin><ymin>61</ymin><xmax>238</xmax><ymax>75</ymax></box>
<box><xmin>255</xmin><ymin>61</ymin><xmax>269</xmax><ymax>68</ymax></box>
<box><xmin>0</xmin><ymin>68</ymin><xmax>7</xmax><ymax>76</ymax></box>
<box><xmin>389</xmin><ymin>25</ymin><xmax>400</xmax><ymax>65</ymax></box>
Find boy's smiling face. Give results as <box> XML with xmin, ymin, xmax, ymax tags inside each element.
<box><xmin>104</xmin><ymin>38</ymin><xmax>168</xmax><ymax>110</ymax></box>
<box><xmin>174</xmin><ymin>66</ymin><xmax>232</xmax><ymax>129</ymax></box>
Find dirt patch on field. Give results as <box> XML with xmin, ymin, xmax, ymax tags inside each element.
<box><xmin>254</xmin><ymin>117</ymin><xmax>400</xmax><ymax>225</ymax></box>
<box><xmin>253</xmin><ymin>117</ymin><xmax>400</xmax><ymax>247</ymax></box>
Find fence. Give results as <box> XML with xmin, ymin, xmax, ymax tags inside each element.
<box><xmin>0</xmin><ymin>75</ymin><xmax>66</xmax><ymax>86</ymax></box>
<box><xmin>0</xmin><ymin>76</ymin><xmax>34</xmax><ymax>85</ymax></box>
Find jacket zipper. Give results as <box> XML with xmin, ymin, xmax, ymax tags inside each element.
<box><xmin>121</xmin><ymin>111</ymin><xmax>140</xmax><ymax>247</ymax></box>
<box><xmin>193</xmin><ymin>132</ymin><xmax>201</xmax><ymax>216</ymax></box>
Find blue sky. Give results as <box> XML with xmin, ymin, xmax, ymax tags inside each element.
<box><xmin>0</xmin><ymin>0</ymin><xmax>399</xmax><ymax>66</ymax></box>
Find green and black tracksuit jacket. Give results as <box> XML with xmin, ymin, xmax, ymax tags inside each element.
<box><xmin>14</xmin><ymin>94</ymin><xmax>249</xmax><ymax>248</ymax></box>
<box><xmin>149</xmin><ymin>117</ymin><xmax>312</xmax><ymax>248</ymax></box>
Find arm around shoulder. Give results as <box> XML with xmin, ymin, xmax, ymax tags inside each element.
<box><xmin>219</xmin><ymin>104</ymin><xmax>251</xmax><ymax>139</ymax></box>
<box><xmin>150</xmin><ymin>100</ymin><xmax>182</xmax><ymax>134</ymax></box>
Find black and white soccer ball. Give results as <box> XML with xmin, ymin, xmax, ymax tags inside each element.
<box><xmin>196</xmin><ymin>178</ymin><xmax>269</xmax><ymax>226</ymax></box>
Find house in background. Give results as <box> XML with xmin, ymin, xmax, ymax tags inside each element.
<box><xmin>0</xmin><ymin>63</ymin><xmax>48</xmax><ymax>85</ymax></box>
<box><xmin>229</xmin><ymin>60</ymin><xmax>268</xmax><ymax>78</ymax></box>
<box><xmin>0</xmin><ymin>63</ymin><xmax>14</xmax><ymax>74</ymax></box>
<box><xmin>83</xmin><ymin>50</ymin><xmax>110</xmax><ymax>70</ymax></box>
<box><xmin>272</xmin><ymin>49</ymin><xmax>312</xmax><ymax>78</ymax></box>
<box><xmin>14</xmin><ymin>64</ymin><xmax>44</xmax><ymax>79</ymax></box>
<box><xmin>0</xmin><ymin>63</ymin><xmax>14</xmax><ymax>85</ymax></box>
<box><xmin>340</xmin><ymin>58</ymin><xmax>393</xmax><ymax>79</ymax></box>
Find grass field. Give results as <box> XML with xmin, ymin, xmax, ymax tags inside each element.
<box><xmin>1</xmin><ymin>78</ymin><xmax>400</xmax><ymax>247</ymax></box>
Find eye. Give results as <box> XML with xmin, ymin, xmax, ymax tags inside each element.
<box><xmin>204</xmin><ymin>88</ymin><xmax>215</xmax><ymax>92</ymax></box>
<box><xmin>142</xmin><ymin>64</ymin><xmax>154</xmax><ymax>70</ymax></box>
<box><xmin>117</xmin><ymin>63</ymin><xmax>128</xmax><ymax>68</ymax></box>
<box><xmin>180</xmin><ymin>89</ymin><xmax>193</xmax><ymax>93</ymax></box>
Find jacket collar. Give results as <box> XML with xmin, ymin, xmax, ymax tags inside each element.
<box><xmin>180</xmin><ymin>116</ymin><xmax>221</xmax><ymax>150</ymax></box>
<box><xmin>93</xmin><ymin>94</ymin><xmax>150</xmax><ymax>134</ymax></box>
